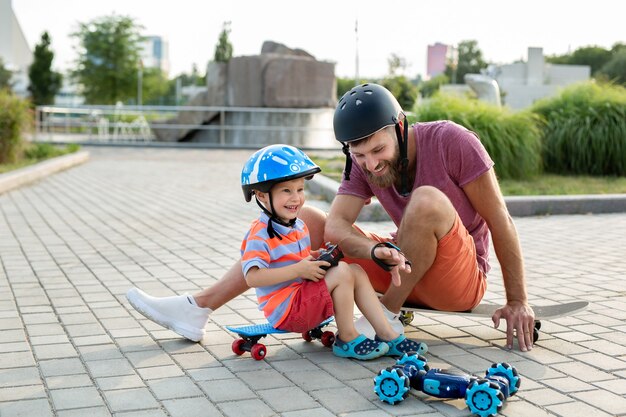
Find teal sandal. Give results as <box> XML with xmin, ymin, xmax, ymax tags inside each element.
<box><xmin>333</xmin><ymin>334</ymin><xmax>389</xmax><ymax>360</ymax></box>
<box><xmin>377</xmin><ymin>334</ymin><xmax>428</xmax><ymax>357</ymax></box>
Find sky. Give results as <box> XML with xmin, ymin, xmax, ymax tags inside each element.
<box><xmin>11</xmin><ymin>0</ymin><xmax>626</xmax><ymax>79</ymax></box>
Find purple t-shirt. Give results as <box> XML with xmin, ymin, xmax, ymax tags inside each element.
<box><xmin>337</xmin><ymin>121</ymin><xmax>494</xmax><ymax>274</ymax></box>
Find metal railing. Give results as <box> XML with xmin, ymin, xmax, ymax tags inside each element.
<box><xmin>34</xmin><ymin>104</ymin><xmax>337</xmax><ymax>148</ymax></box>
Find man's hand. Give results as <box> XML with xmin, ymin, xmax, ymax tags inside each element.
<box><xmin>492</xmin><ymin>301</ymin><xmax>535</xmax><ymax>352</ymax></box>
<box><xmin>372</xmin><ymin>244</ymin><xmax>412</xmax><ymax>287</ymax></box>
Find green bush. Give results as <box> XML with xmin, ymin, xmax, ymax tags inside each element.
<box><xmin>532</xmin><ymin>82</ymin><xmax>626</xmax><ymax>176</ymax></box>
<box><xmin>0</xmin><ymin>90</ymin><xmax>31</xmax><ymax>164</ymax></box>
<box><xmin>414</xmin><ymin>93</ymin><xmax>543</xmax><ymax>180</ymax></box>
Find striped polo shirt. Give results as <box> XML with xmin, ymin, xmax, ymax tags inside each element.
<box><xmin>240</xmin><ymin>213</ymin><xmax>311</xmax><ymax>327</ymax></box>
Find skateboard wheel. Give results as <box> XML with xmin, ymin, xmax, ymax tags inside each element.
<box><xmin>232</xmin><ymin>339</ymin><xmax>245</xmax><ymax>356</ymax></box>
<box><xmin>533</xmin><ymin>327</ymin><xmax>539</xmax><ymax>343</ymax></box>
<box><xmin>302</xmin><ymin>331</ymin><xmax>313</xmax><ymax>342</ymax></box>
<box><xmin>251</xmin><ymin>343</ymin><xmax>266</xmax><ymax>360</ymax></box>
<box><xmin>321</xmin><ymin>331</ymin><xmax>335</xmax><ymax>347</ymax></box>
<box><xmin>465</xmin><ymin>378</ymin><xmax>504</xmax><ymax>417</ymax></box>
<box><xmin>399</xmin><ymin>311</ymin><xmax>414</xmax><ymax>326</ymax></box>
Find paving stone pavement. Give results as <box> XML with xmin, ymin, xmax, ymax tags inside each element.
<box><xmin>1</xmin><ymin>146</ymin><xmax>625</xmax><ymax>417</ymax></box>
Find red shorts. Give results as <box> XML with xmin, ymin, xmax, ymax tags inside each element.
<box><xmin>277</xmin><ymin>279</ymin><xmax>334</xmax><ymax>333</ymax></box>
<box><xmin>344</xmin><ymin>213</ymin><xmax>486</xmax><ymax>311</ymax></box>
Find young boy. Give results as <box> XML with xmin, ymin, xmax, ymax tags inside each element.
<box><xmin>240</xmin><ymin>144</ymin><xmax>427</xmax><ymax>360</ymax></box>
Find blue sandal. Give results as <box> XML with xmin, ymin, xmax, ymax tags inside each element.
<box><xmin>377</xmin><ymin>334</ymin><xmax>428</xmax><ymax>357</ymax></box>
<box><xmin>333</xmin><ymin>334</ymin><xmax>389</xmax><ymax>360</ymax></box>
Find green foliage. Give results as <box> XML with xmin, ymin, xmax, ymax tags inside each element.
<box><xmin>141</xmin><ymin>67</ymin><xmax>170</xmax><ymax>105</ymax></box>
<box><xmin>0</xmin><ymin>58</ymin><xmax>13</xmax><ymax>91</ymax></box>
<box><xmin>23</xmin><ymin>142</ymin><xmax>80</xmax><ymax>160</ymax></box>
<box><xmin>531</xmin><ymin>81</ymin><xmax>626</xmax><ymax>176</ymax></box>
<box><xmin>444</xmin><ymin>40</ymin><xmax>487</xmax><ymax>84</ymax></box>
<box><xmin>415</xmin><ymin>94</ymin><xmax>542</xmax><ymax>180</ymax></box>
<box><xmin>598</xmin><ymin>49</ymin><xmax>626</xmax><ymax>85</ymax></box>
<box><xmin>71</xmin><ymin>14</ymin><xmax>144</xmax><ymax>104</ymax></box>
<box><xmin>569</xmin><ymin>46</ymin><xmax>612</xmax><ymax>75</ymax></box>
<box><xmin>28</xmin><ymin>32</ymin><xmax>63</xmax><ymax>105</ymax></box>
<box><xmin>336</xmin><ymin>77</ymin><xmax>358</xmax><ymax>99</ymax></box>
<box><xmin>213</xmin><ymin>21</ymin><xmax>233</xmax><ymax>63</ymax></box>
<box><xmin>0</xmin><ymin>90</ymin><xmax>30</xmax><ymax>164</ymax></box>
<box><xmin>547</xmin><ymin>44</ymin><xmax>624</xmax><ymax>79</ymax></box>
<box><xmin>381</xmin><ymin>76</ymin><xmax>418</xmax><ymax>111</ymax></box>
<box><xmin>419</xmin><ymin>73</ymin><xmax>449</xmax><ymax>98</ymax></box>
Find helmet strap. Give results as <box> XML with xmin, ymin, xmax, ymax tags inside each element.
<box><xmin>395</xmin><ymin>115</ymin><xmax>410</xmax><ymax>196</ymax></box>
<box><xmin>254</xmin><ymin>192</ymin><xmax>296</xmax><ymax>240</ymax></box>
<box><xmin>341</xmin><ymin>143</ymin><xmax>352</xmax><ymax>180</ymax></box>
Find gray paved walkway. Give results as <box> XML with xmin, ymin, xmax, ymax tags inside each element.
<box><xmin>1</xmin><ymin>146</ymin><xmax>625</xmax><ymax>417</ymax></box>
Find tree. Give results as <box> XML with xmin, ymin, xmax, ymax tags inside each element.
<box><xmin>0</xmin><ymin>58</ymin><xmax>13</xmax><ymax>91</ymax></box>
<box><xmin>445</xmin><ymin>40</ymin><xmax>487</xmax><ymax>84</ymax></box>
<box><xmin>28</xmin><ymin>32</ymin><xmax>63</xmax><ymax>105</ymax></box>
<box><xmin>71</xmin><ymin>14</ymin><xmax>144</xmax><ymax>104</ymax></box>
<box><xmin>213</xmin><ymin>21</ymin><xmax>233</xmax><ymax>63</ymax></box>
<box><xmin>598</xmin><ymin>50</ymin><xmax>626</xmax><ymax>84</ymax></box>
<box><xmin>419</xmin><ymin>73</ymin><xmax>450</xmax><ymax>98</ymax></box>
<box><xmin>387</xmin><ymin>53</ymin><xmax>408</xmax><ymax>77</ymax></box>
<box><xmin>569</xmin><ymin>46</ymin><xmax>612</xmax><ymax>75</ymax></box>
<box><xmin>381</xmin><ymin>75</ymin><xmax>418</xmax><ymax>111</ymax></box>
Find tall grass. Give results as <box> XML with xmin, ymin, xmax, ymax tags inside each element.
<box><xmin>532</xmin><ymin>82</ymin><xmax>626</xmax><ymax>176</ymax></box>
<box><xmin>0</xmin><ymin>90</ymin><xmax>31</xmax><ymax>164</ymax></box>
<box><xmin>414</xmin><ymin>94</ymin><xmax>542</xmax><ymax>180</ymax></box>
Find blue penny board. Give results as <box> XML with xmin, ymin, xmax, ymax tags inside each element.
<box><xmin>227</xmin><ymin>316</ymin><xmax>334</xmax><ymax>338</ymax></box>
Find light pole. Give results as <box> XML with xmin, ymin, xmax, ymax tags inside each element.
<box><xmin>355</xmin><ymin>18</ymin><xmax>360</xmax><ymax>86</ymax></box>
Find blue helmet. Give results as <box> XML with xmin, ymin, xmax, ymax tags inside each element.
<box><xmin>241</xmin><ymin>144</ymin><xmax>321</xmax><ymax>202</ymax></box>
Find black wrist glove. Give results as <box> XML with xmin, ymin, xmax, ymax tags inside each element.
<box><xmin>370</xmin><ymin>242</ymin><xmax>412</xmax><ymax>271</ymax></box>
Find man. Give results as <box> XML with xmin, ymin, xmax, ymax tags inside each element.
<box><xmin>327</xmin><ymin>83</ymin><xmax>534</xmax><ymax>351</ymax></box>
<box><xmin>127</xmin><ymin>83</ymin><xmax>534</xmax><ymax>352</ymax></box>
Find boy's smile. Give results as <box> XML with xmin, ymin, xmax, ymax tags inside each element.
<box><xmin>257</xmin><ymin>177</ymin><xmax>306</xmax><ymax>224</ymax></box>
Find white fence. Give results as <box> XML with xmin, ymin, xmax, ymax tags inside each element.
<box><xmin>34</xmin><ymin>104</ymin><xmax>338</xmax><ymax>149</ymax></box>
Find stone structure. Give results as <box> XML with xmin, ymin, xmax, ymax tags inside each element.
<box><xmin>153</xmin><ymin>41</ymin><xmax>336</xmax><ymax>145</ymax></box>
<box><xmin>439</xmin><ymin>47</ymin><xmax>590</xmax><ymax>110</ymax></box>
<box><xmin>464</xmin><ymin>73</ymin><xmax>502</xmax><ymax>107</ymax></box>
<box><xmin>491</xmin><ymin>47</ymin><xmax>590</xmax><ymax>109</ymax></box>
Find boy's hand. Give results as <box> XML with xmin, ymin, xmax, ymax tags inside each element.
<box><xmin>298</xmin><ymin>255</ymin><xmax>330</xmax><ymax>282</ymax></box>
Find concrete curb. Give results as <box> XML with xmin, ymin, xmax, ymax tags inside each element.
<box><xmin>0</xmin><ymin>150</ymin><xmax>90</xmax><ymax>195</ymax></box>
<box><xmin>308</xmin><ymin>174</ymin><xmax>626</xmax><ymax>221</ymax></box>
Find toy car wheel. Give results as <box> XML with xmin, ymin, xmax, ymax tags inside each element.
<box><xmin>373</xmin><ymin>367</ymin><xmax>410</xmax><ymax>405</ymax></box>
<box><xmin>465</xmin><ymin>379</ymin><xmax>505</xmax><ymax>417</ymax></box>
<box><xmin>396</xmin><ymin>352</ymin><xmax>429</xmax><ymax>372</ymax></box>
<box><xmin>250</xmin><ymin>343</ymin><xmax>266</xmax><ymax>360</ymax></box>
<box><xmin>399</xmin><ymin>311</ymin><xmax>414</xmax><ymax>326</ymax></box>
<box><xmin>486</xmin><ymin>362</ymin><xmax>521</xmax><ymax>396</ymax></box>
<box><xmin>232</xmin><ymin>339</ymin><xmax>246</xmax><ymax>356</ymax></box>
<box><xmin>301</xmin><ymin>331</ymin><xmax>313</xmax><ymax>342</ymax></box>
<box><xmin>321</xmin><ymin>331</ymin><xmax>335</xmax><ymax>347</ymax></box>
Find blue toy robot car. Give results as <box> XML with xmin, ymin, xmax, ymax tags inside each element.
<box><xmin>374</xmin><ymin>353</ymin><xmax>521</xmax><ymax>417</ymax></box>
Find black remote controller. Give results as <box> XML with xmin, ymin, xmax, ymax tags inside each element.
<box><xmin>316</xmin><ymin>244</ymin><xmax>344</xmax><ymax>271</ymax></box>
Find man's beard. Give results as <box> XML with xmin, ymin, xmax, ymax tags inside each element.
<box><xmin>364</xmin><ymin>145</ymin><xmax>401</xmax><ymax>189</ymax></box>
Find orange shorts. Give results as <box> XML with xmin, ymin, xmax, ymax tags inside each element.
<box><xmin>344</xmin><ymin>213</ymin><xmax>486</xmax><ymax>311</ymax></box>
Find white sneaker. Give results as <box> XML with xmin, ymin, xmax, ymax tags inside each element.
<box><xmin>126</xmin><ymin>288</ymin><xmax>211</xmax><ymax>342</ymax></box>
<box><xmin>354</xmin><ymin>303</ymin><xmax>405</xmax><ymax>339</ymax></box>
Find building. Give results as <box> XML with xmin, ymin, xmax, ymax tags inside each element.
<box><xmin>426</xmin><ymin>42</ymin><xmax>450</xmax><ymax>79</ymax></box>
<box><xmin>491</xmin><ymin>47</ymin><xmax>590</xmax><ymax>109</ymax></box>
<box><xmin>0</xmin><ymin>0</ymin><xmax>32</xmax><ymax>96</ymax></box>
<box><xmin>140</xmin><ymin>36</ymin><xmax>170</xmax><ymax>76</ymax></box>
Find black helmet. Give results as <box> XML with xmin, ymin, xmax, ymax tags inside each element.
<box><xmin>334</xmin><ymin>83</ymin><xmax>403</xmax><ymax>143</ymax></box>
<box><xmin>333</xmin><ymin>83</ymin><xmax>410</xmax><ymax>196</ymax></box>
